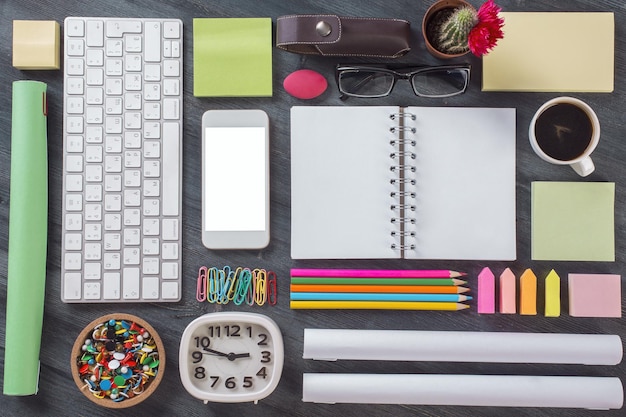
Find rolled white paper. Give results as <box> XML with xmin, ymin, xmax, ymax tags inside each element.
<box><xmin>303</xmin><ymin>329</ymin><xmax>622</xmax><ymax>365</ymax></box>
<box><xmin>302</xmin><ymin>373</ymin><xmax>624</xmax><ymax>410</ymax></box>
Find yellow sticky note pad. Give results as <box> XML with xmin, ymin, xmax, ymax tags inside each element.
<box><xmin>483</xmin><ymin>12</ymin><xmax>614</xmax><ymax>92</ymax></box>
<box><xmin>544</xmin><ymin>269</ymin><xmax>561</xmax><ymax>317</ymax></box>
<box><xmin>13</xmin><ymin>20</ymin><xmax>60</xmax><ymax>70</ymax></box>
<box><xmin>520</xmin><ymin>269</ymin><xmax>537</xmax><ymax>315</ymax></box>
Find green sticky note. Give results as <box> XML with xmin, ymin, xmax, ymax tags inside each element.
<box><xmin>531</xmin><ymin>182</ymin><xmax>615</xmax><ymax>261</ymax></box>
<box><xmin>193</xmin><ymin>18</ymin><xmax>273</xmax><ymax>97</ymax></box>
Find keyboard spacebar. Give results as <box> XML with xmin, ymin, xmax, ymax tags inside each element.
<box><xmin>163</xmin><ymin>122</ymin><xmax>180</xmax><ymax>216</ymax></box>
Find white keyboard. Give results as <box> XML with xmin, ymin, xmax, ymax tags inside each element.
<box><xmin>61</xmin><ymin>17</ymin><xmax>183</xmax><ymax>303</ymax></box>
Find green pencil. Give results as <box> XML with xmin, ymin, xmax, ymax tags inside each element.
<box><xmin>290</xmin><ymin>277</ymin><xmax>466</xmax><ymax>286</ymax></box>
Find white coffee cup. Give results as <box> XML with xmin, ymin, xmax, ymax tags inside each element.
<box><xmin>529</xmin><ymin>97</ymin><xmax>600</xmax><ymax>177</ymax></box>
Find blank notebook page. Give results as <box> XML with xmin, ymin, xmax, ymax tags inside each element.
<box><xmin>290</xmin><ymin>106</ymin><xmax>516</xmax><ymax>260</ymax></box>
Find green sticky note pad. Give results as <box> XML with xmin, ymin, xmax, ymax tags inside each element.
<box><xmin>531</xmin><ymin>182</ymin><xmax>615</xmax><ymax>261</ymax></box>
<box><xmin>193</xmin><ymin>18</ymin><xmax>273</xmax><ymax>97</ymax></box>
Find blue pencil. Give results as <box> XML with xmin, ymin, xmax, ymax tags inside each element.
<box><xmin>289</xmin><ymin>292</ymin><xmax>472</xmax><ymax>302</ymax></box>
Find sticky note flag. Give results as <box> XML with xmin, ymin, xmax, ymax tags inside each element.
<box><xmin>569</xmin><ymin>274</ymin><xmax>621</xmax><ymax>318</ymax></box>
<box><xmin>544</xmin><ymin>269</ymin><xmax>561</xmax><ymax>317</ymax></box>
<box><xmin>499</xmin><ymin>268</ymin><xmax>516</xmax><ymax>314</ymax></box>
<box><xmin>477</xmin><ymin>267</ymin><xmax>495</xmax><ymax>314</ymax></box>
<box><xmin>520</xmin><ymin>269</ymin><xmax>537</xmax><ymax>315</ymax></box>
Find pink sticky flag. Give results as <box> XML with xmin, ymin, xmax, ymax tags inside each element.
<box><xmin>478</xmin><ymin>267</ymin><xmax>495</xmax><ymax>314</ymax></box>
<box><xmin>499</xmin><ymin>268</ymin><xmax>516</xmax><ymax>314</ymax></box>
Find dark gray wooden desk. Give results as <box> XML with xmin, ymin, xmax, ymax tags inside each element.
<box><xmin>1</xmin><ymin>1</ymin><xmax>624</xmax><ymax>416</ymax></box>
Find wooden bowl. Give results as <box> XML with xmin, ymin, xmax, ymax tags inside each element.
<box><xmin>71</xmin><ymin>313</ymin><xmax>165</xmax><ymax>408</ymax></box>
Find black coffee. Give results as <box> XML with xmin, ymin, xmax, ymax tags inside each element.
<box><xmin>534</xmin><ymin>103</ymin><xmax>594</xmax><ymax>161</ymax></box>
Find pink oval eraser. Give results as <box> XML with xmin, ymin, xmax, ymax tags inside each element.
<box><xmin>283</xmin><ymin>69</ymin><xmax>327</xmax><ymax>99</ymax></box>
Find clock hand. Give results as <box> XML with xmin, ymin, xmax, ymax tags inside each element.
<box><xmin>202</xmin><ymin>347</ymin><xmax>250</xmax><ymax>361</ymax></box>
<box><xmin>226</xmin><ymin>352</ymin><xmax>251</xmax><ymax>361</ymax></box>
<box><xmin>203</xmin><ymin>347</ymin><xmax>229</xmax><ymax>357</ymax></box>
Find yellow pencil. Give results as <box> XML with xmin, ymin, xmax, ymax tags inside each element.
<box><xmin>289</xmin><ymin>300</ymin><xmax>469</xmax><ymax>311</ymax></box>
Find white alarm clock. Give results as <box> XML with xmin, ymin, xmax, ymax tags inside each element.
<box><xmin>179</xmin><ymin>312</ymin><xmax>284</xmax><ymax>404</ymax></box>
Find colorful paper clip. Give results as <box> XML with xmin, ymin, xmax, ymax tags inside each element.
<box><xmin>268</xmin><ymin>271</ymin><xmax>278</xmax><ymax>306</ymax></box>
<box><xmin>196</xmin><ymin>266</ymin><xmax>208</xmax><ymax>302</ymax></box>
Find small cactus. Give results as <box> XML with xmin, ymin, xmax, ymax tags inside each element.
<box><xmin>437</xmin><ymin>6</ymin><xmax>478</xmax><ymax>54</ymax></box>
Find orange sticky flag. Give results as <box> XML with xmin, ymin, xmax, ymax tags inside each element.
<box><xmin>520</xmin><ymin>268</ymin><xmax>537</xmax><ymax>315</ymax></box>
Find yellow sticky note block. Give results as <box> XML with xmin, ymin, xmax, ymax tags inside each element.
<box><xmin>520</xmin><ymin>268</ymin><xmax>537</xmax><ymax>315</ymax></box>
<box><xmin>483</xmin><ymin>12</ymin><xmax>614</xmax><ymax>92</ymax></box>
<box><xmin>544</xmin><ymin>269</ymin><xmax>561</xmax><ymax>317</ymax></box>
<box><xmin>13</xmin><ymin>20</ymin><xmax>60</xmax><ymax>70</ymax></box>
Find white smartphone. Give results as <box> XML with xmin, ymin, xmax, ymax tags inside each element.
<box><xmin>201</xmin><ymin>109</ymin><xmax>270</xmax><ymax>249</ymax></box>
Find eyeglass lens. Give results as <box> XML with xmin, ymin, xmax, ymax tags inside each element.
<box><xmin>411</xmin><ymin>69</ymin><xmax>467</xmax><ymax>97</ymax></box>
<box><xmin>339</xmin><ymin>71</ymin><xmax>395</xmax><ymax>97</ymax></box>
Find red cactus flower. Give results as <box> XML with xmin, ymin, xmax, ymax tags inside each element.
<box><xmin>468</xmin><ymin>0</ymin><xmax>505</xmax><ymax>57</ymax></box>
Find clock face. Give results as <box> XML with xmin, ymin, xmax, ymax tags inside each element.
<box><xmin>179</xmin><ymin>312</ymin><xmax>283</xmax><ymax>403</ymax></box>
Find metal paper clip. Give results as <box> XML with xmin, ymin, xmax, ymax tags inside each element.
<box><xmin>267</xmin><ymin>271</ymin><xmax>277</xmax><ymax>306</ymax></box>
<box><xmin>196</xmin><ymin>266</ymin><xmax>208</xmax><ymax>302</ymax></box>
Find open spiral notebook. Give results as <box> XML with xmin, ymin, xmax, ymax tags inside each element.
<box><xmin>290</xmin><ymin>106</ymin><xmax>516</xmax><ymax>260</ymax></box>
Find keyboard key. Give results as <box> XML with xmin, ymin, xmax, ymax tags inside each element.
<box><xmin>103</xmin><ymin>273</ymin><xmax>121</xmax><ymax>299</ymax></box>
<box><xmin>66</xmin><ymin>19</ymin><xmax>85</xmax><ymax>37</ymax></box>
<box><xmin>64</xmin><ymin>273</ymin><xmax>82</xmax><ymax>299</ymax></box>
<box><xmin>145</xmin><ymin>22</ymin><xmax>161</xmax><ymax>62</ymax></box>
<box><xmin>86</xmin><ymin>20</ymin><xmax>104</xmax><ymax>47</ymax></box>
<box><xmin>122</xmin><ymin>267</ymin><xmax>140</xmax><ymax>299</ymax></box>
<box><xmin>161</xmin><ymin>281</ymin><xmax>179</xmax><ymax>300</ymax></box>
<box><xmin>163</xmin><ymin>122</ymin><xmax>180</xmax><ymax>215</ymax></box>
<box><xmin>142</xmin><ymin>276</ymin><xmax>160</xmax><ymax>299</ymax></box>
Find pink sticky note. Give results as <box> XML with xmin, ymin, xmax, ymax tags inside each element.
<box><xmin>499</xmin><ymin>268</ymin><xmax>516</xmax><ymax>314</ymax></box>
<box><xmin>478</xmin><ymin>267</ymin><xmax>495</xmax><ymax>314</ymax></box>
<box><xmin>568</xmin><ymin>274</ymin><xmax>621</xmax><ymax>318</ymax></box>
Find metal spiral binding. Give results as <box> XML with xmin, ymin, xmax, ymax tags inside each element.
<box><xmin>389</xmin><ymin>112</ymin><xmax>416</xmax><ymax>121</ymax></box>
<box><xmin>390</xmin><ymin>110</ymin><xmax>417</xmax><ymax>254</ymax></box>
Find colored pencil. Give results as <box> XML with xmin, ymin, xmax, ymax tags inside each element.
<box><xmin>290</xmin><ymin>300</ymin><xmax>469</xmax><ymax>311</ymax></box>
<box><xmin>291</xmin><ymin>268</ymin><xmax>466</xmax><ymax>278</ymax></box>
<box><xmin>290</xmin><ymin>277</ymin><xmax>466</xmax><ymax>286</ymax></box>
<box><xmin>290</xmin><ymin>292</ymin><xmax>472</xmax><ymax>302</ymax></box>
<box><xmin>290</xmin><ymin>284</ymin><xmax>470</xmax><ymax>294</ymax></box>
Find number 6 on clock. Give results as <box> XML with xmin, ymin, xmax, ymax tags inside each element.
<box><xmin>179</xmin><ymin>312</ymin><xmax>284</xmax><ymax>404</ymax></box>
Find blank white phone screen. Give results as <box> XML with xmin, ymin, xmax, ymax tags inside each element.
<box><xmin>204</xmin><ymin>127</ymin><xmax>266</xmax><ymax>231</ymax></box>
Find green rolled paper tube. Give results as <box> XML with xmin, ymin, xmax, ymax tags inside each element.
<box><xmin>3</xmin><ymin>81</ymin><xmax>48</xmax><ymax>395</ymax></box>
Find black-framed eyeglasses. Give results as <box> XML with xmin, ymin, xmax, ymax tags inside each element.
<box><xmin>335</xmin><ymin>64</ymin><xmax>471</xmax><ymax>100</ymax></box>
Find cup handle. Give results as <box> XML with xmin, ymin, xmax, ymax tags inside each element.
<box><xmin>570</xmin><ymin>156</ymin><xmax>595</xmax><ymax>177</ymax></box>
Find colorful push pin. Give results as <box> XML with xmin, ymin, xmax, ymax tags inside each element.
<box><xmin>477</xmin><ymin>267</ymin><xmax>495</xmax><ymax>314</ymax></box>
<box><xmin>499</xmin><ymin>267</ymin><xmax>516</xmax><ymax>314</ymax></box>
<box><xmin>520</xmin><ymin>268</ymin><xmax>537</xmax><ymax>315</ymax></box>
<box><xmin>100</xmin><ymin>379</ymin><xmax>112</xmax><ymax>391</ymax></box>
<box><xmin>544</xmin><ymin>269</ymin><xmax>561</xmax><ymax>317</ymax></box>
